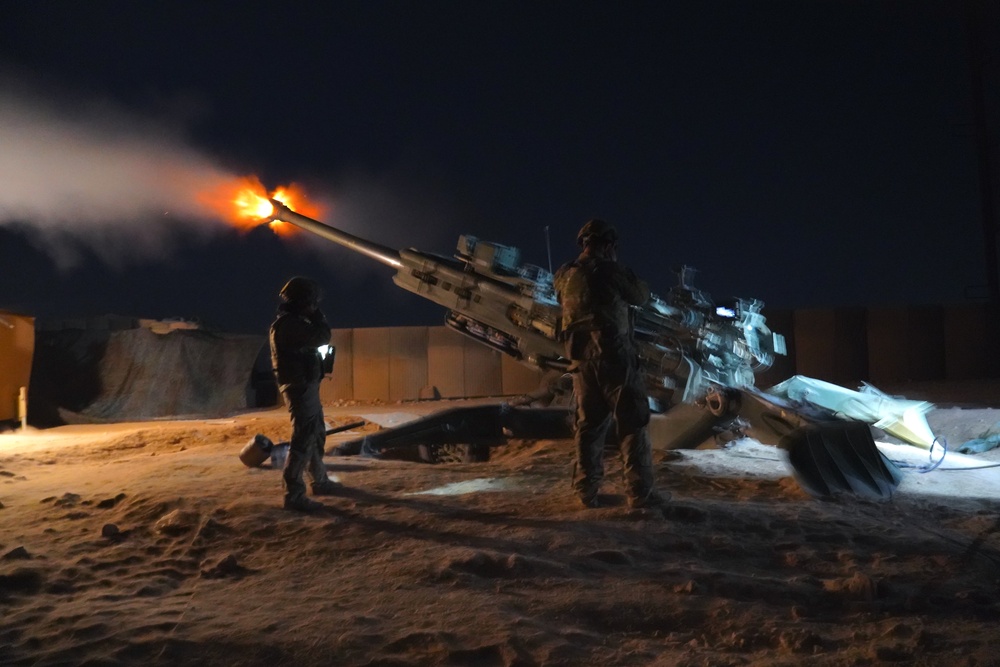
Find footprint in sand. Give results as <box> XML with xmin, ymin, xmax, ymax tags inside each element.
<box><xmin>97</xmin><ymin>493</ymin><xmax>127</xmax><ymax>509</ymax></box>
<box><xmin>0</xmin><ymin>568</ymin><xmax>44</xmax><ymax>597</ymax></box>
<box><xmin>3</xmin><ymin>545</ymin><xmax>32</xmax><ymax>560</ymax></box>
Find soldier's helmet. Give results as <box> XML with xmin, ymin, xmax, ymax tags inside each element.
<box><xmin>279</xmin><ymin>276</ymin><xmax>322</xmax><ymax>305</ymax></box>
<box><xmin>576</xmin><ymin>219</ymin><xmax>618</xmax><ymax>246</ymax></box>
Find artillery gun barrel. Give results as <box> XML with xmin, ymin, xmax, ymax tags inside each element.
<box><xmin>269</xmin><ymin>199</ymin><xmax>403</xmax><ymax>269</ymax></box>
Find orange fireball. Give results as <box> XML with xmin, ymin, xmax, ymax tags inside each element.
<box><xmin>271</xmin><ymin>183</ymin><xmax>324</xmax><ymax>220</ymax></box>
<box><xmin>199</xmin><ymin>176</ymin><xmax>324</xmax><ymax>236</ymax></box>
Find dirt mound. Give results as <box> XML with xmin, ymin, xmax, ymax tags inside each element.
<box><xmin>29</xmin><ymin>327</ymin><xmax>271</xmax><ymax>425</ymax></box>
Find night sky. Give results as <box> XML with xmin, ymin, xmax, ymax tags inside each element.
<box><xmin>1</xmin><ymin>1</ymin><xmax>998</xmax><ymax>334</ymax></box>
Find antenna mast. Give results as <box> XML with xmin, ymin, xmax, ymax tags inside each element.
<box><xmin>544</xmin><ymin>226</ymin><xmax>553</xmax><ymax>274</ymax></box>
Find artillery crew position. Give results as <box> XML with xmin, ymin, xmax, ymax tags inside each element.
<box><xmin>270</xmin><ymin>276</ymin><xmax>342</xmax><ymax>512</ymax></box>
<box><xmin>554</xmin><ymin>220</ymin><xmax>668</xmax><ymax>511</ymax></box>
<box><xmin>265</xmin><ymin>200</ymin><xmax>903</xmax><ymax>503</ymax></box>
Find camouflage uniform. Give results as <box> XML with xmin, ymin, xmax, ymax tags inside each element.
<box><xmin>554</xmin><ymin>249</ymin><xmax>658</xmax><ymax>507</ymax></box>
<box><xmin>270</xmin><ymin>283</ymin><xmax>336</xmax><ymax>510</ymax></box>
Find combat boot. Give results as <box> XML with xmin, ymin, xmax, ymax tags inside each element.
<box><xmin>628</xmin><ymin>489</ymin><xmax>670</xmax><ymax>510</ymax></box>
<box><xmin>576</xmin><ymin>487</ymin><xmax>601</xmax><ymax>509</ymax></box>
<box><xmin>311</xmin><ymin>479</ymin><xmax>342</xmax><ymax>496</ymax></box>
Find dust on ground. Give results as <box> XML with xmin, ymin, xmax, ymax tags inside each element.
<box><xmin>1</xmin><ymin>394</ymin><xmax>999</xmax><ymax>667</ymax></box>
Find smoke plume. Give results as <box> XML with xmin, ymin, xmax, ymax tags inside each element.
<box><xmin>0</xmin><ymin>77</ymin><xmax>239</xmax><ymax>268</ymax></box>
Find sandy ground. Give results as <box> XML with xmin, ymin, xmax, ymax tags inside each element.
<box><xmin>1</xmin><ymin>394</ymin><xmax>999</xmax><ymax>667</ymax></box>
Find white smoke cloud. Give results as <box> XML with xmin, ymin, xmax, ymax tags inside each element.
<box><xmin>0</xmin><ymin>74</ymin><xmax>493</xmax><ymax>282</ymax></box>
<box><xmin>0</xmin><ymin>76</ymin><xmax>239</xmax><ymax>268</ymax></box>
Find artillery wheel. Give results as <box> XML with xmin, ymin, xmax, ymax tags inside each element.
<box><xmin>417</xmin><ymin>443</ymin><xmax>491</xmax><ymax>464</ymax></box>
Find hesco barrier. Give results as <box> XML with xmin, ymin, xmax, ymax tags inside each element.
<box><xmin>322</xmin><ymin>303</ymin><xmax>1000</xmax><ymax>401</ymax></box>
<box><xmin>320</xmin><ymin>325</ymin><xmax>539</xmax><ymax>404</ymax></box>
<box><xmin>324</xmin><ymin>304</ymin><xmax>1000</xmax><ymax>402</ymax></box>
<box><xmin>24</xmin><ymin>303</ymin><xmax>1000</xmax><ymax>423</ymax></box>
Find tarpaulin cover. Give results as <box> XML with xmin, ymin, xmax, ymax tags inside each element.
<box><xmin>29</xmin><ymin>326</ymin><xmax>267</xmax><ymax>425</ymax></box>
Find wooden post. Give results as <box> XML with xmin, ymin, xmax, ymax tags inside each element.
<box><xmin>18</xmin><ymin>386</ymin><xmax>27</xmax><ymax>431</ymax></box>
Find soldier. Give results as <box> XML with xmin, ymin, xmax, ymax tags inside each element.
<box><xmin>270</xmin><ymin>276</ymin><xmax>342</xmax><ymax>512</ymax></box>
<box><xmin>554</xmin><ymin>220</ymin><xmax>667</xmax><ymax>510</ymax></box>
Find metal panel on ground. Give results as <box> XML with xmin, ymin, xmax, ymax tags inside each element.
<box><xmin>868</xmin><ymin>306</ymin><xmax>945</xmax><ymax>384</ymax></box>
<box><xmin>390</xmin><ymin>327</ymin><xmax>428</xmax><ymax>401</ymax></box>
<box><xmin>352</xmin><ymin>328</ymin><xmax>391</xmax><ymax>401</ymax></box>
<box><xmin>463</xmin><ymin>336</ymin><xmax>503</xmax><ymax>397</ymax></box>
<box><xmin>428</xmin><ymin>327</ymin><xmax>466</xmax><ymax>398</ymax></box>
<box><xmin>793</xmin><ymin>308</ymin><xmax>868</xmax><ymax>385</ymax></box>
<box><xmin>320</xmin><ymin>329</ymin><xmax>354</xmax><ymax>402</ymax></box>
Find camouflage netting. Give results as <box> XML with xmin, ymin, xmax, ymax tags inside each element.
<box><xmin>29</xmin><ymin>327</ymin><xmax>275</xmax><ymax>426</ymax></box>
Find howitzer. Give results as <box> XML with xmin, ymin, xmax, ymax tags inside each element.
<box><xmin>268</xmin><ymin>199</ymin><xmax>905</xmax><ymax>499</ymax></box>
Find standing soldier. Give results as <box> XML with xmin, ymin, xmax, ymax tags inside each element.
<box><xmin>554</xmin><ymin>220</ymin><xmax>666</xmax><ymax>510</ymax></box>
<box><xmin>270</xmin><ymin>276</ymin><xmax>342</xmax><ymax>512</ymax></box>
